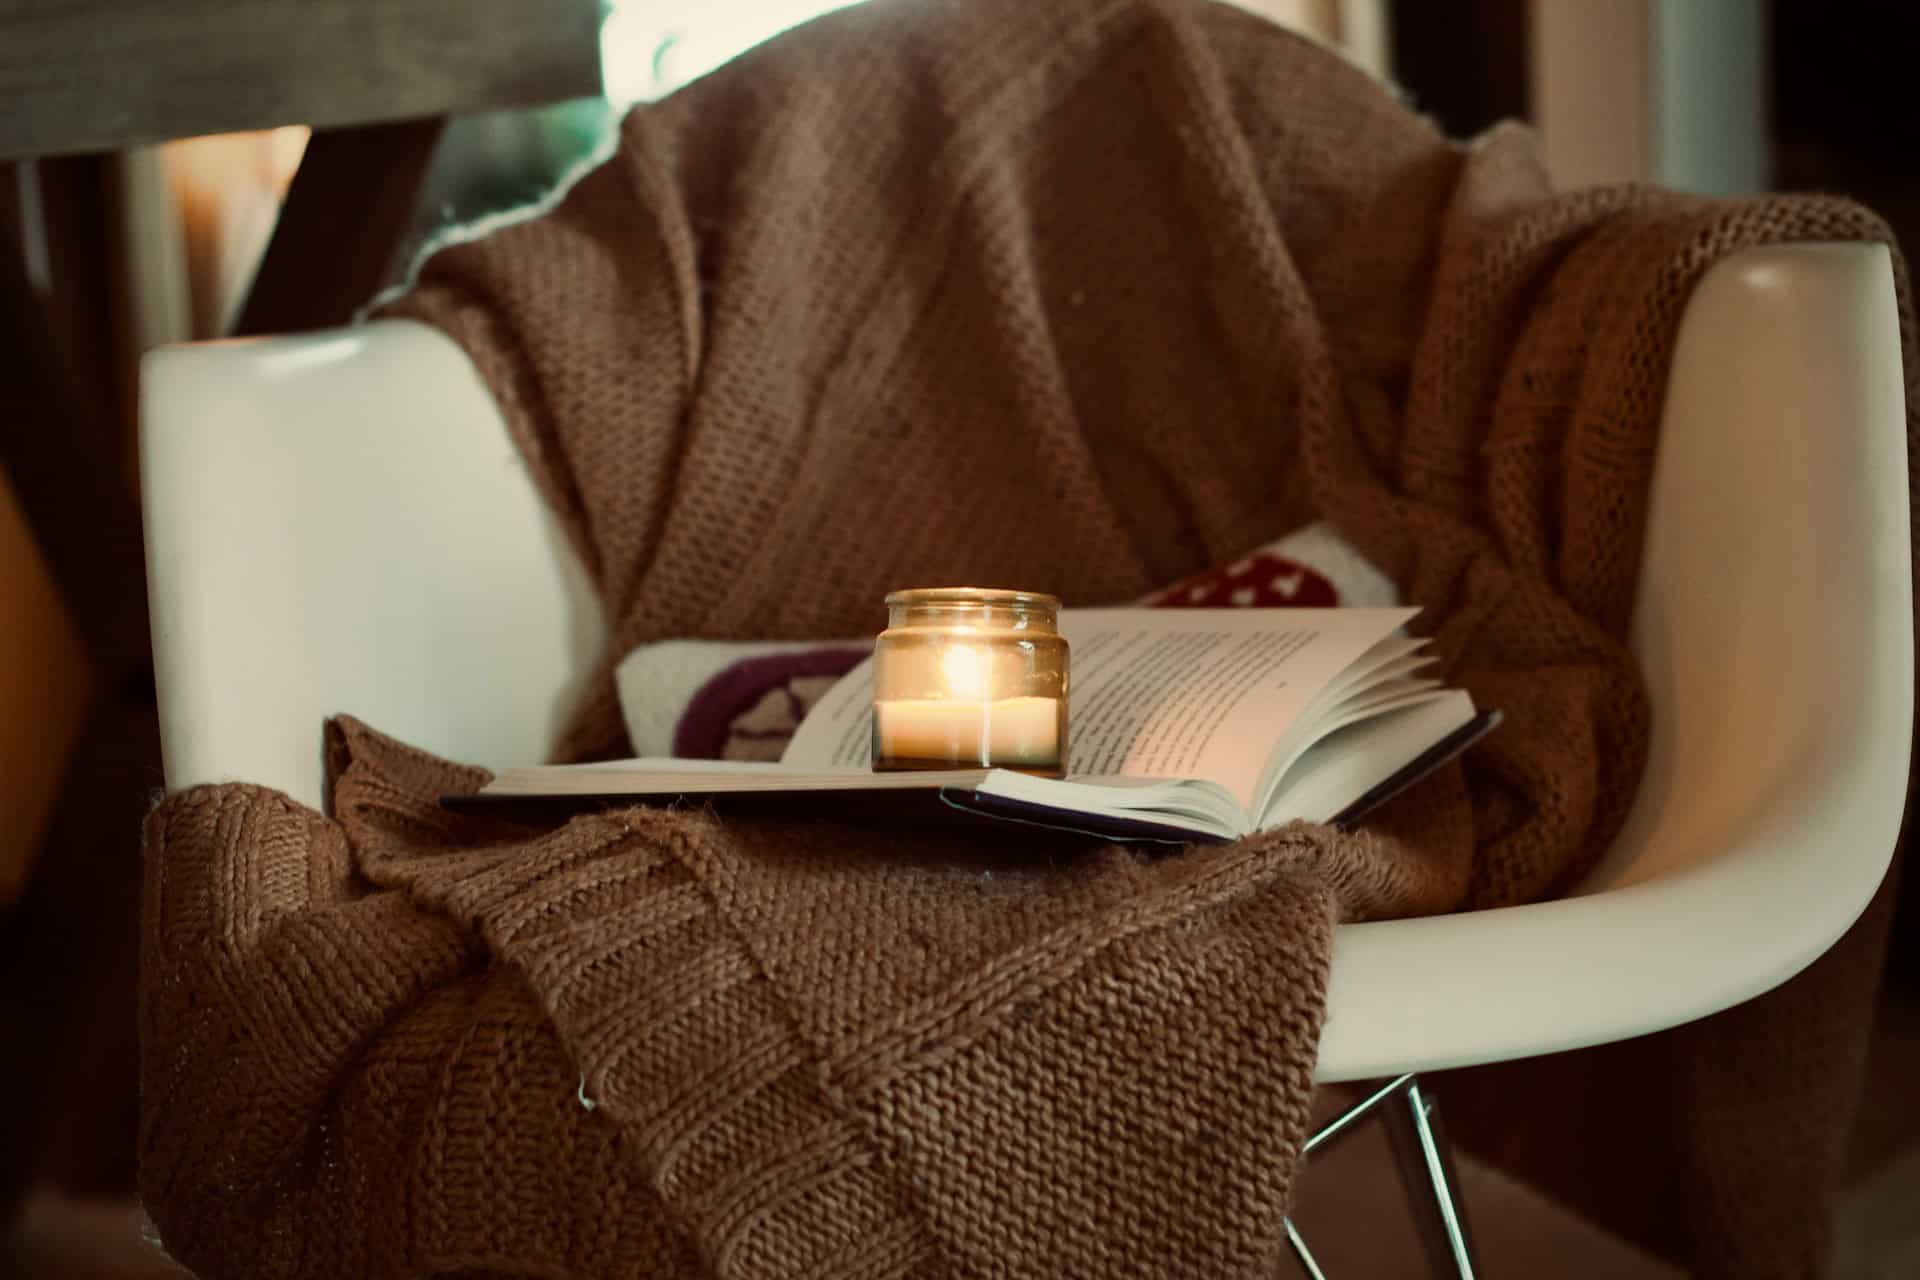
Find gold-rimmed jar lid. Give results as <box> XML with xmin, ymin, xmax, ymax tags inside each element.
<box><xmin>883</xmin><ymin>587</ymin><xmax>1062</xmax><ymax>630</ymax></box>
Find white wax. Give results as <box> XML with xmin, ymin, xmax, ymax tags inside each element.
<box><xmin>874</xmin><ymin>695</ymin><xmax>1062</xmax><ymax>768</ymax></box>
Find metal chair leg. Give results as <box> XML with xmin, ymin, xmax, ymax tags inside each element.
<box><xmin>1283</xmin><ymin>1215</ymin><xmax>1330</xmax><ymax>1280</ymax></box>
<box><xmin>1380</xmin><ymin>1077</ymin><xmax>1480</xmax><ymax>1278</ymax></box>
<box><xmin>1285</xmin><ymin>1074</ymin><xmax>1480</xmax><ymax>1277</ymax></box>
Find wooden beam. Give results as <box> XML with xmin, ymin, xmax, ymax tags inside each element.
<box><xmin>233</xmin><ymin>117</ymin><xmax>446</xmax><ymax>335</ymax></box>
<box><xmin>0</xmin><ymin>0</ymin><xmax>602</xmax><ymax>160</ymax></box>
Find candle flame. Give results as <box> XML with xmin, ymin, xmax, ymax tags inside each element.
<box><xmin>940</xmin><ymin>644</ymin><xmax>989</xmax><ymax>698</ymax></box>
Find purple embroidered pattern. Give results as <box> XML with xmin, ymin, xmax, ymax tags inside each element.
<box><xmin>672</xmin><ymin>647</ymin><xmax>871</xmax><ymax>760</ymax></box>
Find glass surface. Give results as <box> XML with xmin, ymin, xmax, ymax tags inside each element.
<box><xmin>872</xmin><ymin>588</ymin><xmax>1069</xmax><ymax>775</ymax></box>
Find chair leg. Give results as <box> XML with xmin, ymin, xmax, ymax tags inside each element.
<box><xmin>1283</xmin><ymin>1215</ymin><xmax>1330</xmax><ymax>1280</ymax></box>
<box><xmin>1286</xmin><ymin>1074</ymin><xmax>1480</xmax><ymax>1277</ymax></box>
<box><xmin>1380</xmin><ymin>1077</ymin><xmax>1480</xmax><ymax>1278</ymax></box>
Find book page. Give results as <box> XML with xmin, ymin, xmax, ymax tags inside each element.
<box><xmin>1259</xmin><ymin>692</ymin><xmax>1478</xmax><ymax>827</ymax></box>
<box><xmin>781</xmin><ymin>660</ymin><xmax>882</xmax><ymax>768</ymax></box>
<box><xmin>783</xmin><ymin>607</ymin><xmax>1417</xmax><ymax>811</ymax></box>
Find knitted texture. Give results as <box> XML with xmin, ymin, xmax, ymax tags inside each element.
<box><xmin>139</xmin><ymin>1</ymin><xmax>1915</xmax><ymax>1277</ymax></box>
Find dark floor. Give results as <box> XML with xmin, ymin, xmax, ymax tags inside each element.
<box><xmin>1829</xmin><ymin>973</ymin><xmax>1920</xmax><ymax>1279</ymax></box>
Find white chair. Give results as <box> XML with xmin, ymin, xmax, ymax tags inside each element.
<box><xmin>140</xmin><ymin>243</ymin><xmax>1911</xmax><ymax>1277</ymax></box>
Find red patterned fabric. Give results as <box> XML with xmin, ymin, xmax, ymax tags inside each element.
<box><xmin>1143</xmin><ymin>551</ymin><xmax>1340</xmax><ymax>609</ymax></box>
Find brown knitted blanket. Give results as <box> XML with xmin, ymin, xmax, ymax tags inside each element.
<box><xmin>140</xmin><ymin>1</ymin><xmax>1913</xmax><ymax>1276</ymax></box>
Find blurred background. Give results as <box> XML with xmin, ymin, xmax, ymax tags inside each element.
<box><xmin>1</xmin><ymin>1</ymin><xmax>1914</xmax><ymax>1275</ymax></box>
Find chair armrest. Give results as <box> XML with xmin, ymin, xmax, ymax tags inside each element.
<box><xmin>141</xmin><ymin>321</ymin><xmax>606</xmax><ymax>808</ymax></box>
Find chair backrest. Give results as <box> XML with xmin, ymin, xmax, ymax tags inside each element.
<box><xmin>141</xmin><ymin>320</ymin><xmax>605</xmax><ymax>809</ymax></box>
<box><xmin>1596</xmin><ymin>241</ymin><xmax>1910</xmax><ymax>898</ymax></box>
<box><xmin>1315</xmin><ymin>242</ymin><xmax>1910</xmax><ymax>1080</ymax></box>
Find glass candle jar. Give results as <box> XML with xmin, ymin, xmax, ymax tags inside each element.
<box><xmin>871</xmin><ymin>588</ymin><xmax>1069</xmax><ymax>776</ymax></box>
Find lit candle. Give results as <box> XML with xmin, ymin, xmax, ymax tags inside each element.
<box><xmin>874</xmin><ymin>694</ymin><xmax>1063</xmax><ymax>769</ymax></box>
<box><xmin>871</xmin><ymin>589</ymin><xmax>1069</xmax><ymax>775</ymax></box>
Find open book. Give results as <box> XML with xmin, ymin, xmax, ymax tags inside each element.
<box><xmin>454</xmin><ymin>608</ymin><xmax>1497</xmax><ymax>844</ymax></box>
